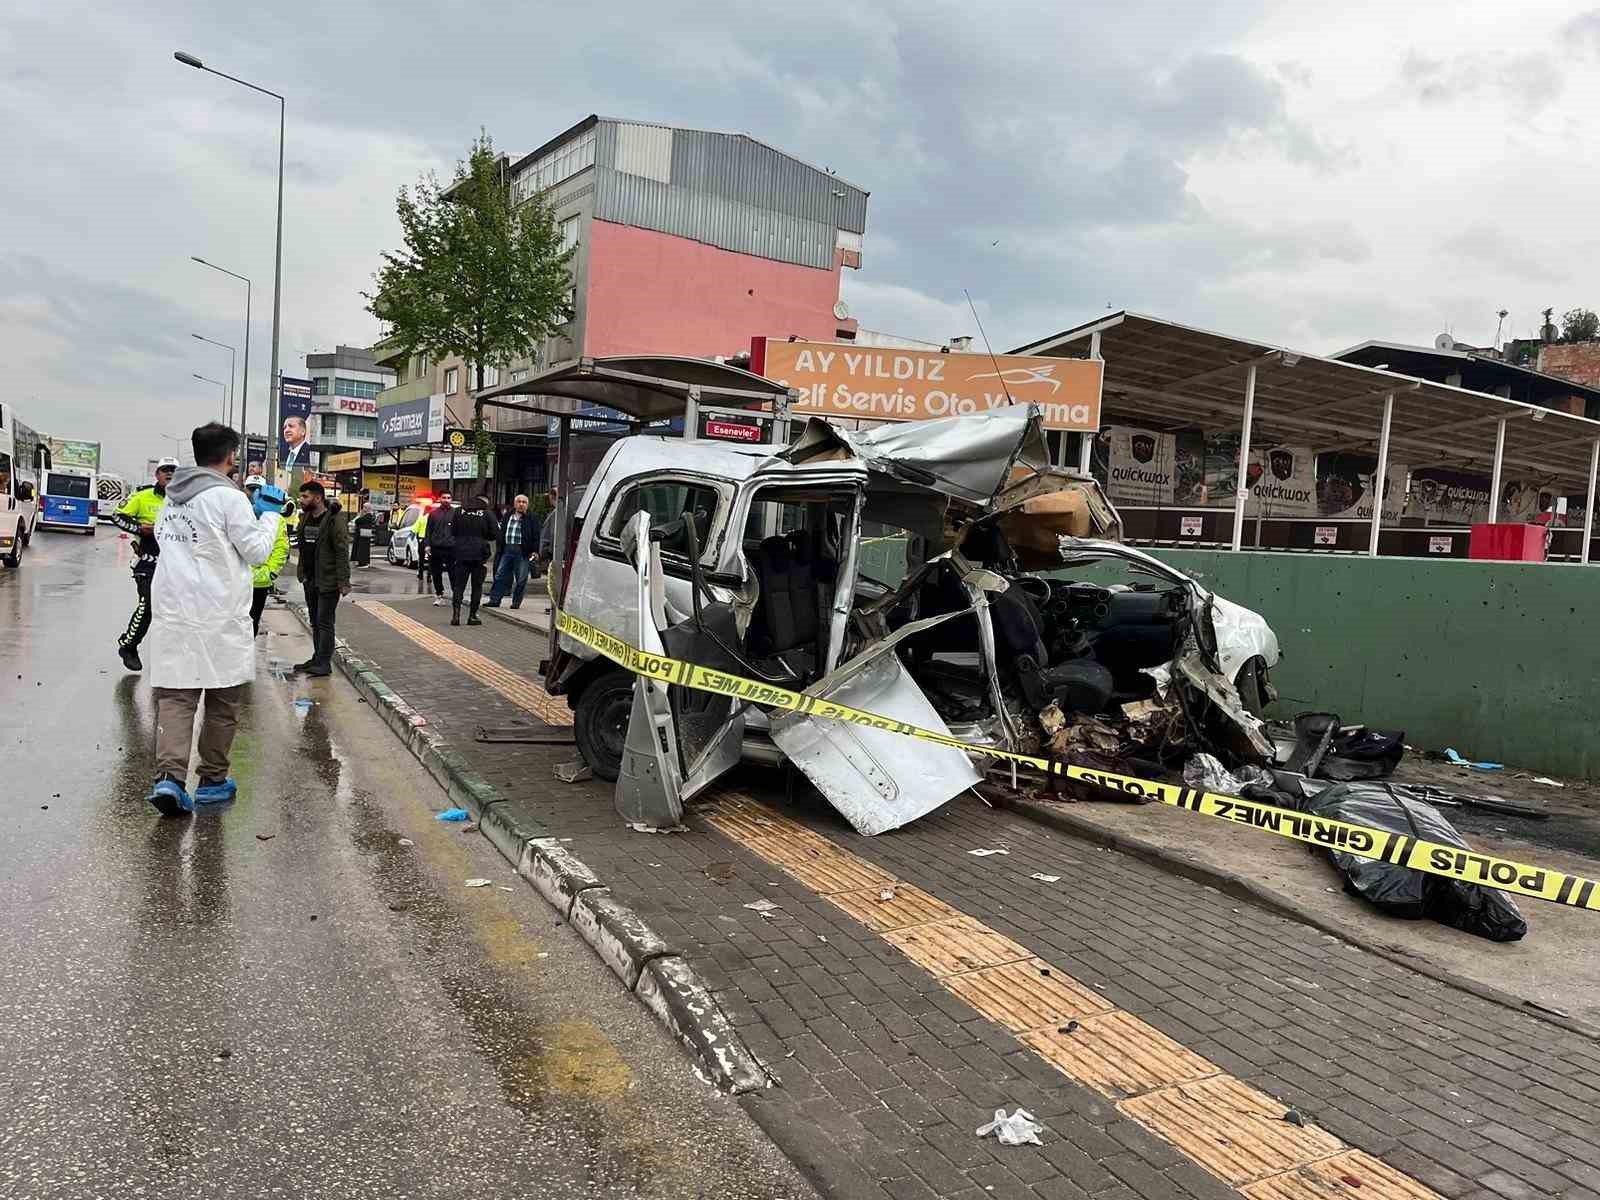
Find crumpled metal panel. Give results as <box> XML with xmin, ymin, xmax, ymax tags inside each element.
<box><xmin>781</xmin><ymin>408</ymin><xmax>1048</xmax><ymax>508</ymax></box>
<box><xmin>770</xmin><ymin>653</ymin><xmax>980</xmax><ymax>836</ymax></box>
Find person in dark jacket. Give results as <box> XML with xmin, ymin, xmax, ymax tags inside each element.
<box><xmin>350</xmin><ymin>502</ymin><xmax>376</xmax><ymax>568</ymax></box>
<box><xmin>448</xmin><ymin>493</ymin><xmax>497</xmax><ymax>626</ymax></box>
<box><xmin>424</xmin><ymin>494</ymin><xmax>455</xmax><ymax>606</ymax></box>
<box><xmin>294</xmin><ymin>481</ymin><xmax>351</xmax><ymax>676</ymax></box>
<box><xmin>485</xmin><ymin>493</ymin><xmax>541</xmax><ymax>610</ymax></box>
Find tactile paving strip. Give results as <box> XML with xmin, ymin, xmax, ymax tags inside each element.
<box><xmin>828</xmin><ymin>884</ymin><xmax>960</xmax><ymax>931</ymax></box>
<box><xmin>1119</xmin><ymin>1076</ymin><xmax>1345</xmax><ymax>1185</ymax></box>
<box><xmin>883</xmin><ymin>916</ymin><xmax>1034</xmax><ymax>977</ymax></box>
<box><xmin>358</xmin><ymin>601</ymin><xmax>574</xmax><ymax>725</ymax></box>
<box><xmin>1239</xmin><ymin>1150</ymin><xmax>1444</xmax><ymax>1200</ymax></box>
<box><xmin>1022</xmin><ymin>1010</ymin><xmax>1218</xmax><ymax>1099</ymax></box>
<box><xmin>943</xmin><ymin>958</ymin><xmax>1114</xmax><ymax>1032</ymax></box>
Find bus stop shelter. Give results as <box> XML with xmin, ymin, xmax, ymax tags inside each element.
<box><xmin>475</xmin><ymin>355</ymin><xmax>798</xmax><ymax>651</ymax></box>
<box><xmin>1015</xmin><ymin>312</ymin><xmax>1600</xmax><ymax>560</ymax></box>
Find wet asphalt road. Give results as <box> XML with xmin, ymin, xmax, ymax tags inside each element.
<box><xmin>0</xmin><ymin>529</ymin><xmax>814</xmax><ymax>1199</ymax></box>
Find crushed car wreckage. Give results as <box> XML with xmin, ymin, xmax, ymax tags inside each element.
<box><xmin>545</xmin><ymin>406</ymin><xmax>1283</xmax><ymax>835</ymax></box>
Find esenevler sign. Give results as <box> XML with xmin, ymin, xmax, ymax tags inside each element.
<box><xmin>754</xmin><ymin>338</ymin><xmax>1103</xmax><ymax>432</ymax></box>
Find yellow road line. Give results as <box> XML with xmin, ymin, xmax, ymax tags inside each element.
<box><xmin>356</xmin><ymin>600</ymin><xmax>572</xmax><ymax>726</ymax></box>
<box><xmin>348</xmin><ymin>618</ymin><xmax>1442</xmax><ymax>1200</ymax></box>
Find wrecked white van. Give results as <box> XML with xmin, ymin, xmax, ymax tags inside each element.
<box><xmin>544</xmin><ymin>406</ymin><xmax>1278</xmax><ymax>834</ymax></box>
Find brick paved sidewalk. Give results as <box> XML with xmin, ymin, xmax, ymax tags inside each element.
<box><xmin>330</xmin><ymin>596</ymin><xmax>1600</xmax><ymax>1200</ymax></box>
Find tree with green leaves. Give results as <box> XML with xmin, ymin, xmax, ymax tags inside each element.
<box><xmin>367</xmin><ymin>131</ymin><xmax>573</xmax><ymax>468</ymax></box>
<box><xmin>1560</xmin><ymin>308</ymin><xmax>1599</xmax><ymax>344</ymax></box>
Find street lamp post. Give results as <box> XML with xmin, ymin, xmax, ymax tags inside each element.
<box><xmin>174</xmin><ymin>50</ymin><xmax>284</xmax><ymax>475</ymax></box>
<box><xmin>194</xmin><ymin>374</ymin><xmax>228</xmax><ymax>420</ymax></box>
<box><xmin>192</xmin><ymin>333</ymin><xmax>236</xmax><ymax>427</ymax></box>
<box><xmin>190</xmin><ymin>258</ymin><xmax>251</xmax><ymax>450</ymax></box>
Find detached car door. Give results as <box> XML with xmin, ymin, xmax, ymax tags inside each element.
<box><xmin>613</xmin><ymin>511</ymin><xmax>746</xmax><ymax>829</ymax></box>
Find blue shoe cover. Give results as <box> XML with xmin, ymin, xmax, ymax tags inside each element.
<box><xmin>193</xmin><ymin>778</ymin><xmax>238</xmax><ymax>805</ymax></box>
<box><xmin>148</xmin><ymin>778</ymin><xmax>194</xmax><ymax>817</ymax></box>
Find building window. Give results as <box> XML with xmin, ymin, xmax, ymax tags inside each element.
<box><xmin>347</xmin><ymin>416</ymin><xmax>378</xmax><ymax>439</ymax></box>
<box><xmin>312</xmin><ymin>377</ymin><xmax>330</xmax><ymax>395</ymax></box>
<box><xmin>477</xmin><ymin>364</ymin><xmax>499</xmax><ymax>390</ymax></box>
<box><xmin>510</xmin><ymin>368</ymin><xmax>528</xmax><ymax>383</ymax></box>
<box><xmin>559</xmin><ymin>215</ymin><xmax>580</xmax><ymax>254</ymax></box>
<box><xmin>319</xmin><ymin>414</ymin><xmax>340</xmax><ymax>437</ymax></box>
<box><xmin>511</xmin><ymin>128</ymin><xmax>597</xmax><ymax>206</ymax></box>
<box><xmin>334</xmin><ymin>377</ymin><xmax>384</xmax><ymax>400</ymax></box>
<box><xmin>444</xmin><ymin>366</ymin><xmax>459</xmax><ymax>394</ymax></box>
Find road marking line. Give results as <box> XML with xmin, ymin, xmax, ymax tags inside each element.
<box><xmin>328</xmin><ymin>637</ymin><xmax>1443</xmax><ymax>1200</ymax></box>
<box><xmin>356</xmin><ymin>601</ymin><xmax>572</xmax><ymax>726</ymax></box>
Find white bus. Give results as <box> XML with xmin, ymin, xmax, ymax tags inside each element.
<box><xmin>0</xmin><ymin>401</ymin><xmax>48</xmax><ymax>568</ymax></box>
<box><xmin>38</xmin><ymin>463</ymin><xmax>98</xmax><ymax>534</ymax></box>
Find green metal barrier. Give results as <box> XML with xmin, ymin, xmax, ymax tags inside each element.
<box><xmin>1136</xmin><ymin>550</ymin><xmax>1599</xmax><ymax>780</ymax></box>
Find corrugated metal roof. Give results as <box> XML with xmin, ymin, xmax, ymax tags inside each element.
<box><xmin>583</xmin><ymin>120</ymin><xmax>868</xmax><ymax>270</ymax></box>
<box><xmin>506</xmin><ymin>118</ymin><xmax>870</xmax><ymax>271</ymax></box>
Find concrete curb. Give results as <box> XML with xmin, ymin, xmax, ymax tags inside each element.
<box><xmin>1007</xmin><ymin>793</ymin><xmax>1600</xmax><ymax>1043</ymax></box>
<box><xmin>479</xmin><ymin>604</ymin><xmax>549</xmax><ymax>639</ymax></box>
<box><xmin>285</xmin><ymin>601</ymin><xmax>770</xmax><ymax>1091</ymax></box>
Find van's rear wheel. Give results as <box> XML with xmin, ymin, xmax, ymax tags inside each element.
<box><xmin>574</xmin><ymin>669</ymin><xmax>636</xmax><ymax>782</ymax></box>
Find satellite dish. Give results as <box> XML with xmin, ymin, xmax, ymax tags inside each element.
<box><xmin>833</xmin><ymin>300</ymin><xmax>852</xmax><ymax>321</ymax></box>
<box><xmin>1435</xmin><ymin>333</ymin><xmax>1456</xmax><ymax>350</ymax></box>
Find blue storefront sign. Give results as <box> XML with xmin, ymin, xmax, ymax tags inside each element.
<box><xmin>544</xmin><ymin>404</ymin><xmax>683</xmax><ymax>438</ymax></box>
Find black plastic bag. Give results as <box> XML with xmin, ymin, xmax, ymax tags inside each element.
<box><xmin>1307</xmin><ymin>782</ymin><xmax>1527</xmax><ymax>942</ymax></box>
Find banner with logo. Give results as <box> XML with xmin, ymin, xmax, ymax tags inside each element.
<box><xmin>1245</xmin><ymin>445</ymin><xmax>1317</xmax><ymax>516</ymax></box>
<box><xmin>754</xmin><ymin>337</ymin><xmax>1103</xmax><ymax>432</ymax></box>
<box><xmin>1098</xmin><ymin>426</ymin><xmax>1178</xmax><ymax>504</ymax></box>
<box><xmin>376</xmin><ymin>394</ymin><xmax>446</xmax><ymax>449</ymax></box>
<box><xmin>1314</xmin><ymin>452</ymin><xmax>1408</xmax><ymax>522</ymax></box>
<box><xmin>1405</xmin><ymin>468</ymin><xmax>1491</xmax><ymax>524</ymax></box>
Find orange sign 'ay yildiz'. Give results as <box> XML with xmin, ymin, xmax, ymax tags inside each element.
<box><xmin>752</xmin><ymin>337</ymin><xmax>1103</xmax><ymax>432</ymax></box>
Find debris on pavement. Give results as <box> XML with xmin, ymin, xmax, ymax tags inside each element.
<box><xmin>976</xmin><ymin>1107</ymin><xmax>1045</xmax><ymax>1147</ymax></box>
<box><xmin>458</xmin><ymin>821</ymin><xmax>478</xmax><ymax>833</ymax></box>
<box><xmin>704</xmin><ymin>862</ymin><xmax>738</xmax><ymax>883</ymax></box>
<box><xmin>1527</xmin><ymin>775</ymin><xmax>1565</xmax><ymax>788</ymax></box>
<box><xmin>292</xmin><ymin>697</ymin><xmax>315</xmax><ymax>712</ymax></box>
<box><xmin>254</xmin><ymin>833</ymin><xmax>275</xmax><ymax>842</ymax></box>
<box><xmin>628</xmin><ymin>822</ymin><xmax>688</xmax><ymax>834</ymax></box>
<box><xmin>969</xmin><ymin>847</ymin><xmax>1010</xmax><ymax>857</ymax></box>
<box><xmin>1444</xmin><ymin>747</ymin><xmax>1503</xmax><ymax>771</ymax></box>
<box><xmin>553</xmin><ymin>761</ymin><xmax>593</xmax><ymax>784</ymax></box>
<box><xmin>463</xmin><ymin>878</ymin><xmax>493</xmax><ymax>888</ymax></box>
<box><xmin>879</xmin><ymin>886</ymin><xmax>897</xmax><ymax>901</ymax></box>
<box><xmin>1183</xmin><ymin>752</ymin><xmax>1272</xmax><ymax>796</ymax></box>
<box><xmin>743</xmin><ymin>899</ymin><xmax>780</xmax><ymax>915</ymax></box>
<box><xmin>1282</xmin><ymin>1108</ymin><xmax>1306</xmax><ymax>1127</ymax></box>
<box><xmin>1030</xmin><ymin>873</ymin><xmax>1061</xmax><ymax>883</ymax></box>
<box><xmin>1303</xmin><ymin>782</ymin><xmax>1527</xmax><ymax>942</ymax></box>
<box><xmin>1285</xmin><ymin>713</ymin><xmax>1405</xmax><ymax>781</ymax></box>
<box><xmin>435</xmin><ymin>808</ymin><xmax>470</xmax><ymax>822</ymax></box>
<box><xmin>397</xmin><ymin>837</ymin><xmax>414</xmax><ymax>846</ymax></box>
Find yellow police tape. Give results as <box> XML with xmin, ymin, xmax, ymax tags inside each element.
<box><xmin>554</xmin><ymin>609</ymin><xmax>1600</xmax><ymax>912</ymax></box>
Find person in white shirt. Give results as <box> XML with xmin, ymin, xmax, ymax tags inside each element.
<box><xmin>144</xmin><ymin>422</ymin><xmax>284</xmax><ymax>815</ymax></box>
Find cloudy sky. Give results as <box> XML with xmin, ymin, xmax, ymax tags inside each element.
<box><xmin>4</xmin><ymin>0</ymin><xmax>1597</xmax><ymax>480</ymax></box>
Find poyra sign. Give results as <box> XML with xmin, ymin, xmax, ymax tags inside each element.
<box><xmin>755</xmin><ymin>338</ymin><xmax>1102</xmax><ymax>432</ymax></box>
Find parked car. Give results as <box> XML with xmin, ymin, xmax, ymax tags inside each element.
<box><xmin>548</xmin><ymin>407</ymin><xmax>1279</xmax><ymax>834</ymax></box>
<box><xmin>386</xmin><ymin>502</ymin><xmax>426</xmax><ymax>567</ymax></box>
